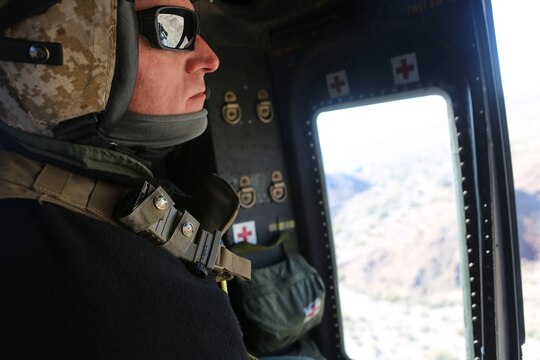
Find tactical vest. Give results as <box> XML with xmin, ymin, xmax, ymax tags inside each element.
<box><xmin>0</xmin><ymin>150</ymin><xmax>251</xmax><ymax>282</ymax></box>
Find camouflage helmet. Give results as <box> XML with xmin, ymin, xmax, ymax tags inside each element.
<box><xmin>0</xmin><ymin>0</ymin><xmax>138</xmax><ymax>139</ymax></box>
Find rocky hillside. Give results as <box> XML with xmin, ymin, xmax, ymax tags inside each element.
<box><xmin>322</xmin><ymin>113</ymin><xmax>540</xmax><ymax>358</ymax></box>
<box><xmin>326</xmin><ymin>150</ymin><xmax>463</xmax><ymax>302</ymax></box>
<box><xmin>326</xmin><ymin>153</ymin><xmax>540</xmax><ymax>302</ymax></box>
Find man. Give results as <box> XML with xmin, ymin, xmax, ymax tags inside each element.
<box><xmin>0</xmin><ymin>0</ymin><xmax>251</xmax><ymax>358</ymax></box>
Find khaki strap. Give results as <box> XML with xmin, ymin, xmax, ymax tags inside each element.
<box><xmin>0</xmin><ymin>151</ymin><xmax>251</xmax><ymax>280</ymax></box>
<box><xmin>33</xmin><ymin>164</ymin><xmax>127</xmax><ymax>225</ymax></box>
<box><xmin>0</xmin><ymin>151</ymin><xmax>127</xmax><ymax>224</ymax></box>
<box><xmin>217</xmin><ymin>246</ymin><xmax>252</xmax><ymax>281</ymax></box>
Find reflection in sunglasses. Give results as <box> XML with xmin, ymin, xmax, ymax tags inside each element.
<box><xmin>157</xmin><ymin>14</ymin><xmax>185</xmax><ymax>48</ymax></box>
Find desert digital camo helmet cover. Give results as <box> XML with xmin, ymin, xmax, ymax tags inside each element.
<box><xmin>0</xmin><ymin>0</ymin><xmax>206</xmax><ymax>150</ymax></box>
<box><xmin>0</xmin><ymin>0</ymin><xmax>124</xmax><ymax>136</ymax></box>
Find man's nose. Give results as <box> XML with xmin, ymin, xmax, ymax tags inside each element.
<box><xmin>186</xmin><ymin>35</ymin><xmax>220</xmax><ymax>74</ymax></box>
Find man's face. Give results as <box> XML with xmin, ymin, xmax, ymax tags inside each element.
<box><xmin>129</xmin><ymin>0</ymin><xmax>219</xmax><ymax>115</ymax></box>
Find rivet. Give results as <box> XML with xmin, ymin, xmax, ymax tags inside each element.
<box><xmin>154</xmin><ymin>195</ymin><xmax>168</xmax><ymax>210</ymax></box>
<box><xmin>182</xmin><ymin>222</ymin><xmax>194</xmax><ymax>237</ymax></box>
<box><xmin>29</xmin><ymin>45</ymin><xmax>50</xmax><ymax>61</ymax></box>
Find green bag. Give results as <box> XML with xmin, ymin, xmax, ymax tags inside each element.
<box><xmin>235</xmin><ymin>252</ymin><xmax>326</xmax><ymax>355</ymax></box>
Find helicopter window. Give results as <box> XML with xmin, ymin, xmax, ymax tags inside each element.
<box><xmin>315</xmin><ymin>93</ymin><xmax>470</xmax><ymax>359</ymax></box>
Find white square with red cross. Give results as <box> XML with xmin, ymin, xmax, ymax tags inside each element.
<box><xmin>232</xmin><ymin>221</ymin><xmax>257</xmax><ymax>244</ymax></box>
<box><xmin>326</xmin><ymin>70</ymin><xmax>350</xmax><ymax>98</ymax></box>
<box><xmin>391</xmin><ymin>52</ymin><xmax>420</xmax><ymax>85</ymax></box>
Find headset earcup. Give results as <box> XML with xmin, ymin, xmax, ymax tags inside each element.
<box><xmin>98</xmin><ymin>0</ymin><xmax>138</xmax><ymax>135</ymax></box>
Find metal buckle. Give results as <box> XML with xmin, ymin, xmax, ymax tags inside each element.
<box><xmin>256</xmin><ymin>89</ymin><xmax>273</xmax><ymax>123</ymax></box>
<box><xmin>222</xmin><ymin>91</ymin><xmax>242</xmax><ymax>125</ymax></box>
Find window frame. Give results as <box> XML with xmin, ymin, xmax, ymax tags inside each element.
<box><xmin>312</xmin><ymin>88</ymin><xmax>474</xmax><ymax>359</ymax></box>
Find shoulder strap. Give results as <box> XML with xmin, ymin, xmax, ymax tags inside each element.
<box><xmin>0</xmin><ymin>150</ymin><xmax>251</xmax><ymax>281</ymax></box>
<box><xmin>0</xmin><ymin>150</ymin><xmax>127</xmax><ymax>224</ymax></box>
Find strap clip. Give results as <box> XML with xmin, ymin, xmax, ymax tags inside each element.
<box><xmin>181</xmin><ymin>229</ymin><xmax>222</xmax><ymax>278</ymax></box>
<box><xmin>115</xmin><ymin>181</ymin><xmax>251</xmax><ymax>281</ymax></box>
<box><xmin>0</xmin><ymin>37</ymin><xmax>62</xmax><ymax>65</ymax></box>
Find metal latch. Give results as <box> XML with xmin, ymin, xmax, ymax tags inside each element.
<box><xmin>222</xmin><ymin>91</ymin><xmax>242</xmax><ymax>125</ymax></box>
<box><xmin>237</xmin><ymin>176</ymin><xmax>256</xmax><ymax>208</ymax></box>
<box><xmin>269</xmin><ymin>171</ymin><xmax>287</xmax><ymax>203</ymax></box>
<box><xmin>256</xmin><ymin>89</ymin><xmax>273</xmax><ymax>123</ymax></box>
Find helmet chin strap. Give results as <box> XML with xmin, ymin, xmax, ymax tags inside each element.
<box><xmin>106</xmin><ymin>109</ymin><xmax>209</xmax><ymax>149</ymax></box>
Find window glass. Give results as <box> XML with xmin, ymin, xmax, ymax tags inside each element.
<box><xmin>492</xmin><ymin>0</ymin><xmax>540</xmax><ymax>357</ymax></box>
<box><xmin>316</xmin><ymin>94</ymin><xmax>469</xmax><ymax>359</ymax></box>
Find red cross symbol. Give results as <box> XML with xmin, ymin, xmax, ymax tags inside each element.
<box><xmin>330</xmin><ymin>75</ymin><xmax>346</xmax><ymax>94</ymax></box>
<box><xmin>396</xmin><ymin>58</ymin><xmax>415</xmax><ymax>79</ymax></box>
<box><xmin>237</xmin><ymin>227</ymin><xmax>253</xmax><ymax>243</ymax></box>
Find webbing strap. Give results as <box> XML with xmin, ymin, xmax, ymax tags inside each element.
<box><xmin>32</xmin><ymin>164</ymin><xmax>126</xmax><ymax>224</ymax></box>
<box><xmin>216</xmin><ymin>246</ymin><xmax>252</xmax><ymax>281</ymax></box>
<box><xmin>0</xmin><ymin>151</ymin><xmax>126</xmax><ymax>224</ymax></box>
<box><xmin>0</xmin><ymin>151</ymin><xmax>251</xmax><ymax>280</ymax></box>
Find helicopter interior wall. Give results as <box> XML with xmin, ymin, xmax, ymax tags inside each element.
<box><xmin>197</xmin><ymin>7</ymin><xmax>296</xmax><ymax>269</ymax></box>
<box><xmin>192</xmin><ymin>0</ymin><xmax>508</xmax><ymax>358</ymax></box>
<box><xmin>265</xmin><ymin>3</ymin><xmax>481</xmax><ymax>358</ymax></box>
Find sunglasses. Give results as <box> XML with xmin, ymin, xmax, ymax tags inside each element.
<box><xmin>137</xmin><ymin>6</ymin><xmax>200</xmax><ymax>51</ymax></box>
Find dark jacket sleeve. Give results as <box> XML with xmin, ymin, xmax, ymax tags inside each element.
<box><xmin>0</xmin><ymin>198</ymin><xmax>247</xmax><ymax>360</ymax></box>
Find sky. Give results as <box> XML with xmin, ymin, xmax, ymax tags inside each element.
<box><xmin>316</xmin><ymin>95</ymin><xmax>450</xmax><ymax>174</ymax></box>
<box><xmin>491</xmin><ymin>0</ymin><xmax>540</xmax><ymax>103</ymax></box>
